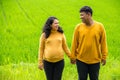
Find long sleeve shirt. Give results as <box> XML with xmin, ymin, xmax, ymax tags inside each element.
<box><xmin>38</xmin><ymin>30</ymin><xmax>71</xmax><ymax>65</ymax></box>
<box><xmin>71</xmin><ymin>21</ymin><xmax>108</xmax><ymax>64</ymax></box>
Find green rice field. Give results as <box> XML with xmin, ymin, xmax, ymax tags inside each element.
<box><xmin>0</xmin><ymin>0</ymin><xmax>120</xmax><ymax>80</ymax></box>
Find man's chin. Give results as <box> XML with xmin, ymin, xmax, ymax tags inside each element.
<box><xmin>81</xmin><ymin>20</ymin><xmax>85</xmax><ymax>22</ymax></box>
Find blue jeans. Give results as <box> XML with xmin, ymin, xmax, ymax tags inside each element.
<box><xmin>76</xmin><ymin>59</ymin><xmax>100</xmax><ymax>80</ymax></box>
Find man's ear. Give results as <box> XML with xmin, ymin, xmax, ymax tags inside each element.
<box><xmin>88</xmin><ymin>12</ymin><xmax>91</xmax><ymax>16</ymax></box>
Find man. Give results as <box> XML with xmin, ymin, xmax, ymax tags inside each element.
<box><xmin>71</xmin><ymin>6</ymin><xmax>108</xmax><ymax>80</ymax></box>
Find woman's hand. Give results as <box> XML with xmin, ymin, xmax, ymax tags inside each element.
<box><xmin>38</xmin><ymin>64</ymin><xmax>44</xmax><ymax>70</ymax></box>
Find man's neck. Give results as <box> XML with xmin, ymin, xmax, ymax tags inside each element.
<box><xmin>85</xmin><ymin>18</ymin><xmax>94</xmax><ymax>26</ymax></box>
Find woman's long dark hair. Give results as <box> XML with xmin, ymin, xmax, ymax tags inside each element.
<box><xmin>42</xmin><ymin>16</ymin><xmax>63</xmax><ymax>38</ymax></box>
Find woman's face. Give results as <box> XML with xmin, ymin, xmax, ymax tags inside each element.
<box><xmin>51</xmin><ymin>19</ymin><xmax>59</xmax><ymax>31</ymax></box>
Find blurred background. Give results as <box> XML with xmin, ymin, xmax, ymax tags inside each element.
<box><xmin>0</xmin><ymin>0</ymin><xmax>120</xmax><ymax>80</ymax></box>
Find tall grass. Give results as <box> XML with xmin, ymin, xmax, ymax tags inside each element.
<box><xmin>0</xmin><ymin>58</ymin><xmax>120</xmax><ymax>80</ymax></box>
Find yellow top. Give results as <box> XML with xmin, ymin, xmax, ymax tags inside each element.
<box><xmin>71</xmin><ymin>21</ymin><xmax>108</xmax><ymax>64</ymax></box>
<box><xmin>38</xmin><ymin>30</ymin><xmax>71</xmax><ymax>65</ymax></box>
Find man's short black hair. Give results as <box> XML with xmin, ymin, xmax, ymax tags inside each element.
<box><xmin>80</xmin><ymin>6</ymin><xmax>93</xmax><ymax>16</ymax></box>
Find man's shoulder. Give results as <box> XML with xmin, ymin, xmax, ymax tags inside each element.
<box><xmin>75</xmin><ymin>23</ymin><xmax>84</xmax><ymax>28</ymax></box>
<box><xmin>76</xmin><ymin>23</ymin><xmax>84</xmax><ymax>26</ymax></box>
<box><xmin>94</xmin><ymin>21</ymin><xmax>104</xmax><ymax>26</ymax></box>
<box><xmin>94</xmin><ymin>21</ymin><xmax>105</xmax><ymax>30</ymax></box>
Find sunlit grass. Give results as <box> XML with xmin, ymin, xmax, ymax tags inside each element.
<box><xmin>0</xmin><ymin>58</ymin><xmax>120</xmax><ymax>80</ymax></box>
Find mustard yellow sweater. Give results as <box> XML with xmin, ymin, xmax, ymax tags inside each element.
<box><xmin>38</xmin><ymin>30</ymin><xmax>71</xmax><ymax>65</ymax></box>
<box><xmin>71</xmin><ymin>21</ymin><xmax>108</xmax><ymax>64</ymax></box>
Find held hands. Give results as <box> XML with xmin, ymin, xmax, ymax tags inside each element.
<box><xmin>38</xmin><ymin>64</ymin><xmax>44</xmax><ymax>70</ymax></box>
<box><xmin>70</xmin><ymin>59</ymin><xmax>76</xmax><ymax>64</ymax></box>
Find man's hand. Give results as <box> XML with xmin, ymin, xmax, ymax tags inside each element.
<box><xmin>101</xmin><ymin>59</ymin><xmax>106</xmax><ymax>66</ymax></box>
<box><xmin>38</xmin><ymin>64</ymin><xmax>44</xmax><ymax>70</ymax></box>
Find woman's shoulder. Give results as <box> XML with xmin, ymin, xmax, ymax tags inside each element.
<box><xmin>40</xmin><ymin>32</ymin><xmax>46</xmax><ymax>39</ymax></box>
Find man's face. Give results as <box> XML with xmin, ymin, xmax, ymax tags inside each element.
<box><xmin>80</xmin><ymin>12</ymin><xmax>89</xmax><ymax>23</ymax></box>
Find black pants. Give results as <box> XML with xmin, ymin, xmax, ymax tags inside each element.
<box><xmin>76</xmin><ymin>59</ymin><xmax>100</xmax><ymax>80</ymax></box>
<box><xmin>43</xmin><ymin>59</ymin><xmax>64</xmax><ymax>80</ymax></box>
